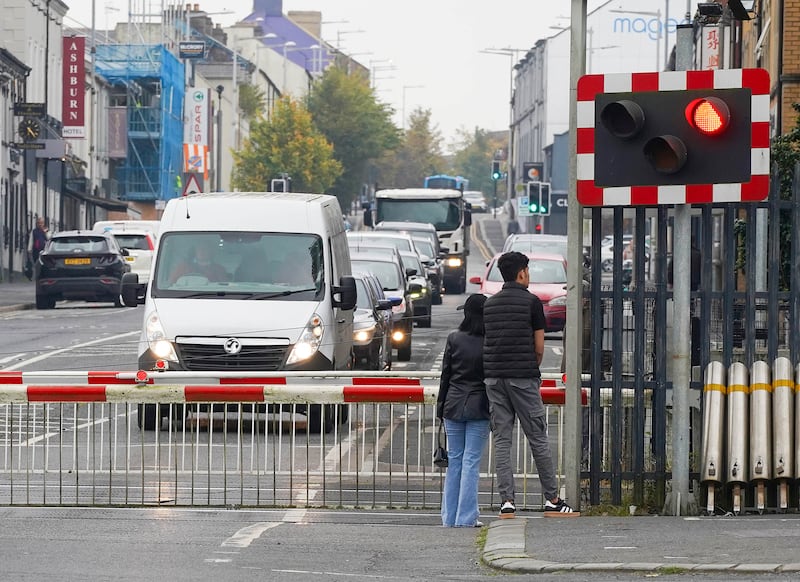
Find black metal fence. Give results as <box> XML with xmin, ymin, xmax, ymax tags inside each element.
<box><xmin>582</xmin><ymin>165</ymin><xmax>800</xmax><ymax>509</ymax></box>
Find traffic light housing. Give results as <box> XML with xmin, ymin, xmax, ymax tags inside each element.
<box><xmin>491</xmin><ymin>160</ymin><xmax>502</xmax><ymax>181</ymax></box>
<box><xmin>577</xmin><ymin>69</ymin><xmax>770</xmax><ymax>205</ymax></box>
<box><xmin>526</xmin><ymin>181</ymin><xmax>551</xmax><ymax>215</ymax></box>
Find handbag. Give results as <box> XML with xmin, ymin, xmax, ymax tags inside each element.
<box><xmin>23</xmin><ymin>256</ymin><xmax>33</xmax><ymax>281</ymax></box>
<box><xmin>433</xmin><ymin>421</ymin><xmax>448</xmax><ymax>468</ymax></box>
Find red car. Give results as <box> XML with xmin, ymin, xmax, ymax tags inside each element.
<box><xmin>469</xmin><ymin>252</ymin><xmax>567</xmax><ymax>332</ymax></box>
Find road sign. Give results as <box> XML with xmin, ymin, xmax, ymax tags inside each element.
<box><xmin>518</xmin><ymin>195</ymin><xmax>532</xmax><ymax>217</ymax></box>
<box><xmin>522</xmin><ymin>162</ymin><xmax>543</xmax><ymax>183</ymax></box>
<box><xmin>576</xmin><ymin>68</ymin><xmax>770</xmax><ymax>206</ymax></box>
<box><xmin>182</xmin><ymin>173</ymin><xmax>203</xmax><ymax>196</ymax></box>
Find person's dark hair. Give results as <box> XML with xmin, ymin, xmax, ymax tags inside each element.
<box><xmin>458</xmin><ymin>293</ymin><xmax>486</xmax><ymax>335</ymax></box>
<box><xmin>497</xmin><ymin>251</ymin><xmax>529</xmax><ymax>282</ymax></box>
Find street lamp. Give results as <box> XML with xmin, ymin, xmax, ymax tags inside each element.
<box><xmin>335</xmin><ymin>29</ymin><xmax>366</xmax><ymax>50</ymax></box>
<box><xmin>480</xmin><ymin>47</ymin><xmax>527</xmax><ymax>203</ymax></box>
<box><xmin>283</xmin><ymin>41</ymin><xmax>297</xmax><ymax>91</ymax></box>
<box><xmin>401</xmin><ymin>85</ymin><xmax>424</xmax><ymax>130</ymax></box>
<box><xmin>215</xmin><ymin>84</ymin><xmax>224</xmax><ymax>192</ymax></box>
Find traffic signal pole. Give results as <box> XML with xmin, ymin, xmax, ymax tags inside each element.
<box><xmin>663</xmin><ymin>23</ymin><xmax>697</xmax><ymax>517</ymax></box>
<box><xmin>564</xmin><ymin>0</ymin><xmax>587</xmax><ymax>511</ymax></box>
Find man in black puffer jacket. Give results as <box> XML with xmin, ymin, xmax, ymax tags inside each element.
<box><xmin>483</xmin><ymin>251</ymin><xmax>574</xmax><ymax>518</ymax></box>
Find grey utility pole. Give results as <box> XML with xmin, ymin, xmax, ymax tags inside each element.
<box><xmin>663</xmin><ymin>23</ymin><xmax>698</xmax><ymax>517</ymax></box>
<box><xmin>564</xmin><ymin>0</ymin><xmax>587</xmax><ymax>510</ymax></box>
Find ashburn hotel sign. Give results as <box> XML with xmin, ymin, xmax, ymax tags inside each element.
<box><xmin>62</xmin><ymin>36</ymin><xmax>86</xmax><ymax>139</ymax></box>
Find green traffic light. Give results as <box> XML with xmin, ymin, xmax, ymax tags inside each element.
<box><xmin>529</xmin><ymin>203</ymin><xmax>539</xmax><ymax>213</ymax></box>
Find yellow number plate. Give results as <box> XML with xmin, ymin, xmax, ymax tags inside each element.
<box><xmin>125</xmin><ymin>256</ymin><xmax>135</xmax><ymax>262</ymax></box>
<box><xmin>64</xmin><ymin>258</ymin><xmax>91</xmax><ymax>265</ymax></box>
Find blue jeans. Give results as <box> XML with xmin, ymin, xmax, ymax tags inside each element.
<box><xmin>441</xmin><ymin>418</ymin><xmax>490</xmax><ymax>527</ymax></box>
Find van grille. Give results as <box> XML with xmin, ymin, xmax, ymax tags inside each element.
<box><xmin>177</xmin><ymin>342</ymin><xmax>288</xmax><ymax>371</ymax></box>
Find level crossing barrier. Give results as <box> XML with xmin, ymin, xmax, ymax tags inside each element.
<box><xmin>0</xmin><ymin>370</ymin><xmax>585</xmax><ymax>509</ymax></box>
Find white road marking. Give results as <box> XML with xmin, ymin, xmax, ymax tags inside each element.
<box><xmin>8</xmin><ymin>331</ymin><xmax>139</xmax><ymax>370</ymax></box>
<box><xmin>221</xmin><ymin>522</ymin><xmax>282</xmax><ymax>548</ymax></box>
<box><xmin>272</xmin><ymin>570</ymin><xmax>396</xmax><ymax>579</ymax></box>
<box><xmin>0</xmin><ymin>353</ymin><xmax>26</xmax><ymax>365</ymax></box>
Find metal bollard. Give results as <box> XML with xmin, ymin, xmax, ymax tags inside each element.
<box><xmin>750</xmin><ymin>360</ymin><xmax>772</xmax><ymax>513</ymax></box>
<box><xmin>701</xmin><ymin>361</ymin><xmax>726</xmax><ymax>514</ymax></box>
<box><xmin>772</xmin><ymin>357</ymin><xmax>794</xmax><ymax>511</ymax></box>
<box><xmin>726</xmin><ymin>362</ymin><xmax>749</xmax><ymax>515</ymax></box>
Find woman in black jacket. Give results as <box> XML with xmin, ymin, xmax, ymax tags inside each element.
<box><xmin>437</xmin><ymin>293</ymin><xmax>489</xmax><ymax>527</ymax></box>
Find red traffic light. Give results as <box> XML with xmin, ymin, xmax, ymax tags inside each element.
<box><xmin>685</xmin><ymin>97</ymin><xmax>730</xmax><ymax>136</ymax></box>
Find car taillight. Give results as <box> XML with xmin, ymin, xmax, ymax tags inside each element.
<box><xmin>146</xmin><ymin>234</ymin><xmax>155</xmax><ymax>250</ymax></box>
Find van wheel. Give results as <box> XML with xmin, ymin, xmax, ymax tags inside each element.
<box><xmin>308</xmin><ymin>404</ymin><xmax>335</xmax><ymax>433</ymax></box>
<box><xmin>36</xmin><ymin>294</ymin><xmax>54</xmax><ymax>310</ymax></box>
<box><xmin>418</xmin><ymin>308</ymin><xmax>432</xmax><ymax>328</ymax></box>
<box><xmin>137</xmin><ymin>403</ymin><xmax>160</xmax><ymax>430</ymax></box>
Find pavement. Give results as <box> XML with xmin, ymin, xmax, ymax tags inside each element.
<box><xmin>482</xmin><ymin>512</ymin><xmax>800</xmax><ymax>575</ymax></box>
<box><xmin>0</xmin><ymin>277</ymin><xmax>35</xmax><ymax>313</ymax></box>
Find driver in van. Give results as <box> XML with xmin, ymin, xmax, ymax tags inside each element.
<box><xmin>168</xmin><ymin>240</ymin><xmax>229</xmax><ymax>284</ymax></box>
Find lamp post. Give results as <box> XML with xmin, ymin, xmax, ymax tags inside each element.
<box><xmin>480</xmin><ymin>47</ymin><xmax>527</xmax><ymax>204</ymax></box>
<box><xmin>335</xmin><ymin>29</ymin><xmax>366</xmax><ymax>50</ymax></box>
<box><xmin>401</xmin><ymin>84</ymin><xmax>424</xmax><ymax>130</ymax></box>
<box><xmin>283</xmin><ymin>41</ymin><xmax>297</xmax><ymax>93</ymax></box>
<box><xmin>215</xmin><ymin>84</ymin><xmax>223</xmax><ymax>192</ymax></box>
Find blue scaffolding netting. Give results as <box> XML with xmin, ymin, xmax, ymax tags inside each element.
<box><xmin>95</xmin><ymin>44</ymin><xmax>184</xmax><ymax>202</ymax></box>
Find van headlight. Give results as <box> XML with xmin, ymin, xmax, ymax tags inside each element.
<box><xmin>446</xmin><ymin>257</ymin><xmax>462</xmax><ymax>268</ymax></box>
<box><xmin>287</xmin><ymin>313</ymin><xmax>324</xmax><ymax>364</ymax></box>
<box><xmin>145</xmin><ymin>311</ymin><xmax>177</xmax><ymax>362</ymax></box>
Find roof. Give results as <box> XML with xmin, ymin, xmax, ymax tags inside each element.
<box><xmin>241</xmin><ymin>10</ymin><xmax>333</xmax><ymax>72</ymax></box>
<box><xmin>375</xmin><ymin>221</ymin><xmax>437</xmax><ymax>232</ymax></box>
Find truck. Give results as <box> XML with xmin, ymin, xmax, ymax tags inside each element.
<box><xmin>373</xmin><ymin>188</ymin><xmax>471</xmax><ymax>294</ymax></box>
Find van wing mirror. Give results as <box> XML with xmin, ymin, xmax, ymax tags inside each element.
<box><xmin>333</xmin><ymin>275</ymin><xmax>357</xmax><ymax>310</ymax></box>
<box><xmin>386</xmin><ymin>296</ymin><xmax>403</xmax><ymax>307</ymax></box>
<box><xmin>408</xmin><ymin>282</ymin><xmax>423</xmax><ymax>294</ymax></box>
<box><xmin>464</xmin><ymin>209</ymin><xmax>472</xmax><ymax>227</ymax></box>
<box><xmin>405</xmin><ymin>267</ymin><xmax>417</xmax><ymax>277</ymax></box>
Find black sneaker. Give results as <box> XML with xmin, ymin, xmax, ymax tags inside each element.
<box><xmin>499</xmin><ymin>500</ymin><xmax>516</xmax><ymax>518</ymax></box>
<box><xmin>544</xmin><ymin>498</ymin><xmax>574</xmax><ymax>513</ymax></box>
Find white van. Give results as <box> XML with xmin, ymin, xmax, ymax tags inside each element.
<box><xmin>122</xmin><ymin>192</ymin><xmax>357</xmax><ymax>431</ymax></box>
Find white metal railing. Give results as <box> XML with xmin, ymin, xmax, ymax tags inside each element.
<box><xmin>0</xmin><ymin>371</ymin><xmax>574</xmax><ymax>509</ymax></box>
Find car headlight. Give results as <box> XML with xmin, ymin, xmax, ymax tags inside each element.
<box><xmin>287</xmin><ymin>313</ymin><xmax>324</xmax><ymax>364</ymax></box>
<box><xmin>446</xmin><ymin>257</ymin><xmax>462</xmax><ymax>268</ymax></box>
<box><xmin>548</xmin><ymin>295</ymin><xmax>567</xmax><ymax>307</ymax></box>
<box><xmin>145</xmin><ymin>311</ymin><xmax>178</xmax><ymax>362</ymax></box>
<box><xmin>353</xmin><ymin>322</ymin><xmax>376</xmax><ymax>344</ymax></box>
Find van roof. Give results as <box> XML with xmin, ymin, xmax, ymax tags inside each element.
<box><xmin>375</xmin><ymin>188</ymin><xmax>462</xmax><ymax>199</ymax></box>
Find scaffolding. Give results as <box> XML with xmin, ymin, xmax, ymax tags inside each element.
<box><xmin>95</xmin><ymin>44</ymin><xmax>184</xmax><ymax>201</ymax></box>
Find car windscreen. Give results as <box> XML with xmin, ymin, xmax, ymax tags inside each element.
<box><xmin>152</xmin><ymin>231</ymin><xmax>324</xmax><ymax>300</ymax></box>
<box><xmin>509</xmin><ymin>239</ymin><xmax>567</xmax><ymax>259</ymax></box>
<box><xmin>355</xmin><ymin>278</ymin><xmax>372</xmax><ymax>309</ymax></box>
<box><xmin>351</xmin><ymin>259</ymin><xmax>402</xmax><ymax>291</ymax></box>
<box><xmin>376</xmin><ymin>199</ymin><xmax>461</xmax><ymax>231</ymax></box>
<box><xmin>487</xmin><ymin>258</ymin><xmax>566</xmax><ymax>284</ymax></box>
<box><xmin>349</xmin><ymin>235</ymin><xmax>412</xmax><ymax>252</ymax></box>
<box><xmin>413</xmin><ymin>239</ymin><xmax>434</xmax><ymax>259</ymax></box>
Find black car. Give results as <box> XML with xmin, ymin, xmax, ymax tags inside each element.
<box><xmin>352</xmin><ymin>272</ymin><xmax>397</xmax><ymax>370</ymax></box>
<box><xmin>350</xmin><ymin>251</ymin><xmax>420</xmax><ymax>362</ymax></box>
<box><xmin>35</xmin><ymin>231</ymin><xmax>130</xmax><ymax>309</ymax></box>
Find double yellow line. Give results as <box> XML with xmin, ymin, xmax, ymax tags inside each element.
<box><xmin>470</xmin><ymin>221</ymin><xmax>494</xmax><ymax>261</ymax></box>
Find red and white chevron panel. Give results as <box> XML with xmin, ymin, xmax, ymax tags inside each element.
<box><xmin>576</xmin><ymin>68</ymin><xmax>770</xmax><ymax>206</ymax></box>
<box><xmin>0</xmin><ymin>372</ymin><xmax>584</xmax><ymax>406</ymax></box>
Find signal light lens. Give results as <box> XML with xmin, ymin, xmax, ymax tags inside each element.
<box><xmin>600</xmin><ymin>100</ymin><xmax>646</xmax><ymax>139</ymax></box>
<box><xmin>685</xmin><ymin>97</ymin><xmax>730</xmax><ymax>136</ymax></box>
<box><xmin>643</xmin><ymin>135</ymin><xmax>688</xmax><ymax>174</ymax></box>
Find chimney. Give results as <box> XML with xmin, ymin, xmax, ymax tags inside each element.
<box><xmin>254</xmin><ymin>0</ymin><xmax>284</xmax><ymax>17</ymax></box>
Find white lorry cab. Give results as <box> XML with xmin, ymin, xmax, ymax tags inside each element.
<box><xmin>122</xmin><ymin>193</ymin><xmax>357</xmax><ymax>431</ymax></box>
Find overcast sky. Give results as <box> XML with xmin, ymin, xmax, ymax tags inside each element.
<box><xmin>66</xmin><ymin>0</ymin><xmax>615</xmax><ymax>148</ymax></box>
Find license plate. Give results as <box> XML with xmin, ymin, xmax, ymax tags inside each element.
<box><xmin>64</xmin><ymin>258</ymin><xmax>91</xmax><ymax>265</ymax></box>
<box><xmin>125</xmin><ymin>256</ymin><xmax>135</xmax><ymax>262</ymax></box>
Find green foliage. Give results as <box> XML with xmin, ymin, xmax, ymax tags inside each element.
<box><xmin>306</xmin><ymin>66</ymin><xmax>401</xmax><ymax>206</ymax></box>
<box><xmin>238</xmin><ymin>83</ymin><xmax>266</xmax><ymax>119</ymax></box>
<box><xmin>372</xmin><ymin>107</ymin><xmax>446</xmax><ymax>188</ymax></box>
<box><xmin>770</xmin><ymin>103</ymin><xmax>800</xmax><ymax>290</ymax></box>
<box><xmin>231</xmin><ymin>97</ymin><xmax>342</xmax><ymax>193</ymax></box>
<box><xmin>450</xmin><ymin>127</ymin><xmax>507</xmax><ymax>195</ymax></box>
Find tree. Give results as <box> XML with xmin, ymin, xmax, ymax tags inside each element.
<box><xmin>231</xmin><ymin>97</ymin><xmax>342</xmax><ymax>193</ymax></box>
<box><xmin>306</xmin><ymin>66</ymin><xmax>400</xmax><ymax>205</ymax></box>
<box><xmin>238</xmin><ymin>83</ymin><xmax>266</xmax><ymax>119</ymax></box>
<box><xmin>450</xmin><ymin>127</ymin><xmax>507</xmax><ymax>195</ymax></box>
<box><xmin>373</xmin><ymin>107</ymin><xmax>446</xmax><ymax>188</ymax></box>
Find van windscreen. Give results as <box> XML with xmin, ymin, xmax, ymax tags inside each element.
<box><xmin>152</xmin><ymin>232</ymin><xmax>324</xmax><ymax>300</ymax></box>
